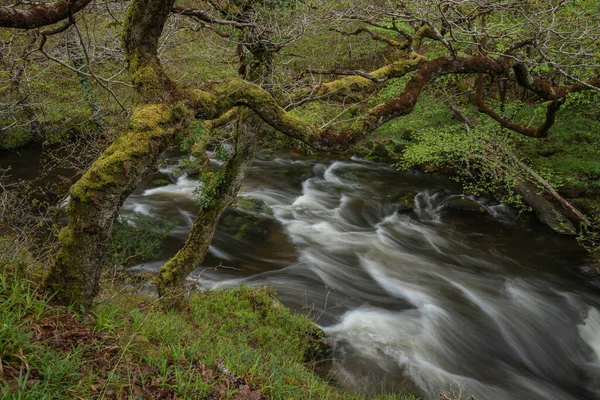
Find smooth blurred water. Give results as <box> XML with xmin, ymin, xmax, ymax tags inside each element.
<box><xmin>6</xmin><ymin>148</ymin><xmax>598</xmax><ymax>399</ymax></box>
<box><xmin>119</xmin><ymin>152</ymin><xmax>600</xmax><ymax>399</ymax></box>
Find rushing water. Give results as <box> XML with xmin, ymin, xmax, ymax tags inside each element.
<box><xmin>4</xmin><ymin>149</ymin><xmax>600</xmax><ymax>399</ymax></box>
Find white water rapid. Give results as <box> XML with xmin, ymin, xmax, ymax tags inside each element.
<box><xmin>123</xmin><ymin>153</ymin><xmax>600</xmax><ymax>400</ymax></box>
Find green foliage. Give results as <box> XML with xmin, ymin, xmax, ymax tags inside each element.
<box><xmin>180</xmin><ymin>120</ymin><xmax>209</xmax><ymax>153</ymax></box>
<box><xmin>108</xmin><ymin>213</ymin><xmax>177</xmax><ymax>268</ymax></box>
<box><xmin>215</xmin><ymin>143</ymin><xmax>230</xmax><ymax>162</ymax></box>
<box><xmin>564</xmin><ymin>91</ymin><xmax>600</xmax><ymax>121</ymax></box>
<box><xmin>195</xmin><ymin>171</ymin><xmax>226</xmax><ymax>209</ymax></box>
<box><xmin>372</xmin><ymin>95</ymin><xmax>456</xmax><ymax>140</ymax></box>
<box><xmin>397</xmin><ymin>107</ymin><xmax>531</xmax><ymax>209</ymax></box>
<box><xmin>370</xmin><ymin>76</ymin><xmax>411</xmax><ymax>105</ymax></box>
<box><xmin>516</xmin><ymin>98</ymin><xmax>600</xmax><ymax>197</ymax></box>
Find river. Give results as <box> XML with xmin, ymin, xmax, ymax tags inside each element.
<box><xmin>3</xmin><ymin>149</ymin><xmax>600</xmax><ymax>399</ymax></box>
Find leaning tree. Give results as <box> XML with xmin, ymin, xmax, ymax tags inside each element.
<box><xmin>1</xmin><ymin>0</ymin><xmax>599</xmax><ymax>308</ymax></box>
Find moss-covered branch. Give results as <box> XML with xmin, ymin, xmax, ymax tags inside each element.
<box><xmin>156</xmin><ymin>118</ymin><xmax>258</xmax><ymax>304</ymax></box>
<box><xmin>288</xmin><ymin>53</ymin><xmax>426</xmax><ymax>106</ymax></box>
<box><xmin>0</xmin><ymin>0</ymin><xmax>91</xmax><ymax>29</ymax></box>
<box><xmin>195</xmin><ymin>56</ymin><xmax>506</xmax><ymax>151</ymax></box>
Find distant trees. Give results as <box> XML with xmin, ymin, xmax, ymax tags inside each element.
<box><xmin>1</xmin><ymin>0</ymin><xmax>599</xmax><ymax>308</ymax></box>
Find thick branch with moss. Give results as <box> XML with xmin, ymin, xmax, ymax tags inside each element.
<box><xmin>44</xmin><ymin>0</ymin><xmax>187</xmax><ymax>307</ymax></box>
<box><xmin>196</xmin><ymin>56</ymin><xmax>507</xmax><ymax>150</ymax></box>
<box><xmin>45</xmin><ymin>105</ymin><xmax>181</xmax><ymax>306</ymax></box>
<box><xmin>156</xmin><ymin>121</ymin><xmax>258</xmax><ymax>302</ymax></box>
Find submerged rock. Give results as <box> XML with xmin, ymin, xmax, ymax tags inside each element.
<box><xmin>443</xmin><ymin>196</ymin><xmax>485</xmax><ymax>213</ymax></box>
<box><xmin>220</xmin><ymin>196</ymin><xmax>275</xmax><ymax>240</ymax></box>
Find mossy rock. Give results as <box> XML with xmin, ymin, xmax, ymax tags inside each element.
<box><xmin>151</xmin><ymin>178</ymin><xmax>170</xmax><ymax>187</ymax></box>
<box><xmin>516</xmin><ymin>182</ymin><xmax>577</xmax><ymax>235</ymax></box>
<box><xmin>391</xmin><ymin>191</ymin><xmax>417</xmax><ymax>213</ymax></box>
<box><xmin>232</xmin><ymin>196</ymin><xmax>272</xmax><ymax>217</ymax></box>
<box><xmin>0</xmin><ymin>129</ymin><xmax>34</xmax><ymax>150</ymax></box>
<box><xmin>220</xmin><ymin>197</ymin><xmax>274</xmax><ymax>240</ymax></box>
<box><xmin>352</xmin><ymin>139</ymin><xmax>406</xmax><ymax>162</ymax></box>
<box><xmin>443</xmin><ymin>196</ymin><xmax>485</xmax><ymax>213</ymax></box>
<box><xmin>538</xmin><ymin>208</ymin><xmax>577</xmax><ymax>235</ymax></box>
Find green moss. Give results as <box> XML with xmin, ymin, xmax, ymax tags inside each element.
<box><xmin>130</xmin><ymin>104</ymin><xmax>172</xmax><ymax>130</ymax></box>
<box><xmin>372</xmin><ymin>53</ymin><xmax>425</xmax><ymax>79</ymax></box>
<box><xmin>57</xmin><ymin>228</ymin><xmax>76</xmax><ymax>247</ymax></box>
<box><xmin>210</xmin><ymin>79</ymin><xmax>321</xmax><ymax>144</ymax></box>
<box><xmin>68</xmin><ymin>104</ymin><xmax>174</xmax><ymax>204</ymax></box>
<box><xmin>182</xmin><ymin>88</ymin><xmax>217</xmax><ymax>118</ymax></box>
<box><xmin>152</xmin><ymin>178</ymin><xmax>170</xmax><ymax>186</ymax></box>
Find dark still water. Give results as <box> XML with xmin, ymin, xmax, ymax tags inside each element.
<box><xmin>4</xmin><ymin>149</ymin><xmax>600</xmax><ymax>399</ymax></box>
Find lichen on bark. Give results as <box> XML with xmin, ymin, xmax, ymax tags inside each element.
<box><xmin>44</xmin><ymin>103</ymin><xmax>180</xmax><ymax>307</ymax></box>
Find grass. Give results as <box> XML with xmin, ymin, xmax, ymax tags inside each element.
<box><xmin>0</xmin><ymin>259</ymin><xmax>422</xmax><ymax>400</ymax></box>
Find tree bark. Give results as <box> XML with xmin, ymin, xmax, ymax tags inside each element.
<box><xmin>0</xmin><ymin>0</ymin><xmax>91</xmax><ymax>29</ymax></box>
<box><xmin>156</xmin><ymin>116</ymin><xmax>258</xmax><ymax>305</ymax></box>
<box><xmin>44</xmin><ymin>0</ymin><xmax>179</xmax><ymax>308</ymax></box>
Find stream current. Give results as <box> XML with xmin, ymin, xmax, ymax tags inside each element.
<box><xmin>5</xmin><ymin>150</ymin><xmax>600</xmax><ymax>399</ymax></box>
<box><xmin>122</xmin><ymin>153</ymin><xmax>600</xmax><ymax>400</ymax></box>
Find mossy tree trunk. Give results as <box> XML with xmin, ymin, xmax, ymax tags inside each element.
<box><xmin>44</xmin><ymin>0</ymin><xmax>181</xmax><ymax>308</ymax></box>
<box><xmin>156</xmin><ymin>115</ymin><xmax>258</xmax><ymax>305</ymax></box>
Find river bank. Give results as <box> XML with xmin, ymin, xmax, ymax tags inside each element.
<box><xmin>1</xmin><ymin>259</ymin><xmax>421</xmax><ymax>400</ymax></box>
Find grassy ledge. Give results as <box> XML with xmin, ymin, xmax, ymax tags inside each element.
<box><xmin>0</xmin><ymin>265</ymin><xmax>420</xmax><ymax>400</ymax></box>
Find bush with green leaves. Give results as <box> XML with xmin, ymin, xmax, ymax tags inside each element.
<box><xmin>398</xmin><ymin>117</ymin><xmax>532</xmax><ymax>210</ymax></box>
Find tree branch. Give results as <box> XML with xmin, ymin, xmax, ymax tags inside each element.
<box><xmin>475</xmin><ymin>74</ymin><xmax>562</xmax><ymax>138</ymax></box>
<box><xmin>0</xmin><ymin>0</ymin><xmax>91</xmax><ymax>29</ymax></box>
<box><xmin>171</xmin><ymin>5</ymin><xmax>256</xmax><ymax>28</ymax></box>
<box><xmin>306</xmin><ymin>68</ymin><xmax>386</xmax><ymax>83</ymax></box>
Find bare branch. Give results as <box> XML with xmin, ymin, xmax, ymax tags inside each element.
<box><xmin>0</xmin><ymin>0</ymin><xmax>91</xmax><ymax>29</ymax></box>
